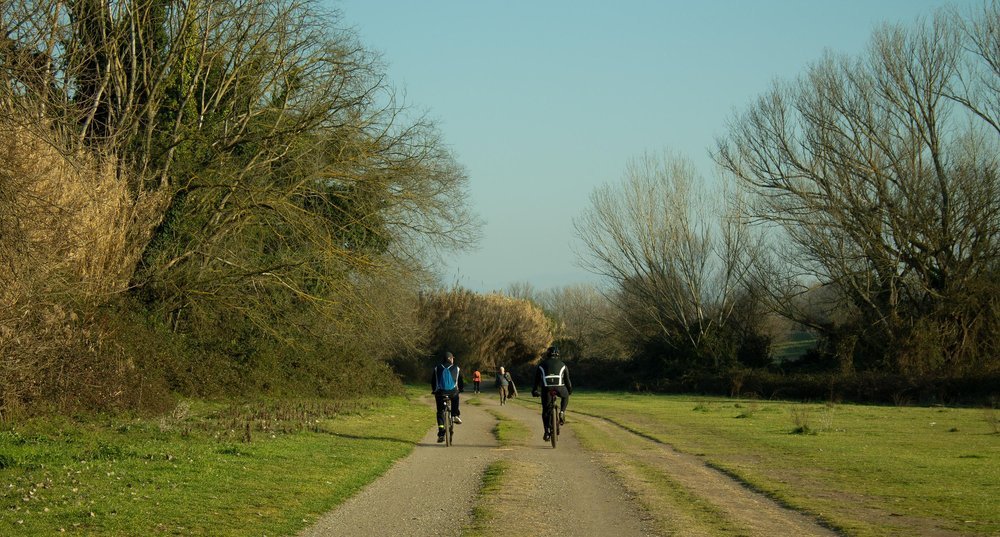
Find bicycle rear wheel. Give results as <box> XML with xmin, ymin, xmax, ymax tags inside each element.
<box><xmin>446</xmin><ymin>407</ymin><xmax>454</xmax><ymax>446</ymax></box>
<box><xmin>443</xmin><ymin>402</ymin><xmax>453</xmax><ymax>447</ymax></box>
<box><xmin>549</xmin><ymin>396</ymin><xmax>558</xmax><ymax>448</ymax></box>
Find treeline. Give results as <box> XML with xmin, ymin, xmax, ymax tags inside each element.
<box><xmin>0</xmin><ymin>0</ymin><xmax>482</xmax><ymax>416</ymax></box>
<box><xmin>3</xmin><ymin>2</ymin><xmax>997</xmax><ymax>416</ymax></box>
<box><xmin>561</xmin><ymin>3</ymin><xmax>999</xmax><ymax>403</ymax></box>
<box><xmin>420</xmin><ymin>5</ymin><xmax>999</xmax><ymax>405</ymax></box>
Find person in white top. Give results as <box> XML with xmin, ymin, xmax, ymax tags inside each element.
<box><xmin>531</xmin><ymin>346</ymin><xmax>572</xmax><ymax>442</ymax></box>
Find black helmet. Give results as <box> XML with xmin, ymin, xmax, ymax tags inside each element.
<box><xmin>546</xmin><ymin>346</ymin><xmax>559</xmax><ymax>357</ymax></box>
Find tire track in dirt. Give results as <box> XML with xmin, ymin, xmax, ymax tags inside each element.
<box><xmin>299</xmin><ymin>394</ymin><xmax>657</xmax><ymax>537</ymax></box>
<box><xmin>568</xmin><ymin>411</ymin><xmax>842</xmax><ymax>537</ymax></box>
<box><xmin>481</xmin><ymin>400</ymin><xmax>656</xmax><ymax>537</ymax></box>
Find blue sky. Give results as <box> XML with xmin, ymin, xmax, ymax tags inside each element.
<box><xmin>330</xmin><ymin>0</ymin><xmax>975</xmax><ymax>292</ymax></box>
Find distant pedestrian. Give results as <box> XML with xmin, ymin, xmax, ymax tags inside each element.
<box><xmin>472</xmin><ymin>370</ymin><xmax>482</xmax><ymax>394</ymax></box>
<box><xmin>496</xmin><ymin>366</ymin><xmax>510</xmax><ymax>405</ymax></box>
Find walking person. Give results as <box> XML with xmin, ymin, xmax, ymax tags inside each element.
<box><xmin>472</xmin><ymin>369</ymin><xmax>481</xmax><ymax>394</ymax></box>
<box><xmin>496</xmin><ymin>366</ymin><xmax>510</xmax><ymax>405</ymax></box>
<box><xmin>431</xmin><ymin>351</ymin><xmax>465</xmax><ymax>443</ymax></box>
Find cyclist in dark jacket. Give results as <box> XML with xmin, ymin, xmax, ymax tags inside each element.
<box><xmin>531</xmin><ymin>346</ymin><xmax>572</xmax><ymax>442</ymax></box>
<box><xmin>431</xmin><ymin>351</ymin><xmax>465</xmax><ymax>442</ymax></box>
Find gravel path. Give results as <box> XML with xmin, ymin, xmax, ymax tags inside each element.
<box><xmin>299</xmin><ymin>395</ymin><xmax>501</xmax><ymax>537</ymax></box>
<box><xmin>300</xmin><ymin>394</ymin><xmax>838</xmax><ymax>537</ymax></box>
<box><xmin>298</xmin><ymin>394</ymin><xmax>654</xmax><ymax>537</ymax></box>
<box><xmin>485</xmin><ymin>399</ymin><xmax>656</xmax><ymax>536</ymax></box>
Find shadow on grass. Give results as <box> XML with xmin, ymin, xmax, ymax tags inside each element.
<box><xmin>322</xmin><ymin>431</ymin><xmax>415</xmax><ymax>445</ymax></box>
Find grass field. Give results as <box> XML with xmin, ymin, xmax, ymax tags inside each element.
<box><xmin>569</xmin><ymin>392</ymin><xmax>999</xmax><ymax>537</ymax></box>
<box><xmin>0</xmin><ymin>389</ymin><xmax>431</xmax><ymax>536</ymax></box>
<box><xmin>3</xmin><ymin>389</ymin><xmax>996</xmax><ymax>536</ymax></box>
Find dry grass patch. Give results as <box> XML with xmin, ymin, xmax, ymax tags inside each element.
<box><xmin>572</xmin><ymin>417</ymin><xmax>741</xmax><ymax>537</ymax></box>
<box><xmin>463</xmin><ymin>460</ymin><xmax>547</xmax><ymax>537</ymax></box>
<box><xmin>0</xmin><ymin>121</ymin><xmax>169</xmax><ymax>416</ymax></box>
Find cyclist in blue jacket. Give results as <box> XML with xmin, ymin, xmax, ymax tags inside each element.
<box><xmin>431</xmin><ymin>351</ymin><xmax>465</xmax><ymax>442</ymax></box>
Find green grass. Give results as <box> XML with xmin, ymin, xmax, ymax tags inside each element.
<box><xmin>570</xmin><ymin>392</ymin><xmax>1000</xmax><ymax>537</ymax></box>
<box><xmin>0</xmin><ymin>389</ymin><xmax>431</xmax><ymax>535</ymax></box>
<box><xmin>463</xmin><ymin>460</ymin><xmax>509</xmax><ymax>537</ymax></box>
<box><xmin>5</xmin><ymin>388</ymin><xmax>996</xmax><ymax>536</ymax></box>
<box><xmin>485</xmin><ymin>409</ymin><xmax>530</xmax><ymax>447</ymax></box>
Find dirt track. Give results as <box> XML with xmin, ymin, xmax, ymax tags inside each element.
<box><xmin>300</xmin><ymin>394</ymin><xmax>838</xmax><ymax>537</ymax></box>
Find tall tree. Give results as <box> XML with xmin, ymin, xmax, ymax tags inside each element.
<box><xmin>714</xmin><ymin>4</ymin><xmax>1000</xmax><ymax>375</ymax></box>
<box><xmin>419</xmin><ymin>288</ymin><xmax>552</xmax><ymax>372</ymax></box>
<box><xmin>0</xmin><ymin>0</ymin><xmax>480</xmax><ymax>409</ymax></box>
<box><xmin>575</xmin><ymin>151</ymin><xmax>755</xmax><ymax>370</ymax></box>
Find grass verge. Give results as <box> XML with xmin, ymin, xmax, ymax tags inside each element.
<box><xmin>0</xmin><ymin>388</ymin><xmax>431</xmax><ymax>536</ymax></box>
<box><xmin>571</xmin><ymin>392</ymin><xmax>999</xmax><ymax>537</ymax></box>
<box><xmin>571</xmin><ymin>417</ymin><xmax>742</xmax><ymax>537</ymax></box>
<box><xmin>462</xmin><ymin>460</ymin><xmax>509</xmax><ymax>537</ymax></box>
<box><xmin>485</xmin><ymin>409</ymin><xmax>530</xmax><ymax>447</ymax></box>
<box><xmin>462</xmin><ymin>406</ymin><xmax>532</xmax><ymax>536</ymax></box>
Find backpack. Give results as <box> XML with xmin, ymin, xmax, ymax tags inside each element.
<box><xmin>541</xmin><ymin>363</ymin><xmax>566</xmax><ymax>387</ymax></box>
<box><xmin>436</xmin><ymin>364</ymin><xmax>457</xmax><ymax>391</ymax></box>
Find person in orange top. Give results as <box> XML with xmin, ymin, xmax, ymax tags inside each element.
<box><xmin>472</xmin><ymin>370</ymin><xmax>482</xmax><ymax>394</ymax></box>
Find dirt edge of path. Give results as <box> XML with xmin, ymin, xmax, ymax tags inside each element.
<box><xmin>569</xmin><ymin>410</ymin><xmax>844</xmax><ymax>537</ymax></box>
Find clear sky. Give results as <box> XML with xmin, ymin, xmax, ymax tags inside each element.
<box><xmin>330</xmin><ymin>0</ymin><xmax>976</xmax><ymax>292</ymax></box>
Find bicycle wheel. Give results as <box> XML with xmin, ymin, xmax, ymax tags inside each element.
<box><xmin>446</xmin><ymin>404</ymin><xmax>454</xmax><ymax>446</ymax></box>
<box><xmin>549</xmin><ymin>396</ymin><xmax>558</xmax><ymax>448</ymax></box>
<box><xmin>555</xmin><ymin>406</ymin><xmax>561</xmax><ymax>437</ymax></box>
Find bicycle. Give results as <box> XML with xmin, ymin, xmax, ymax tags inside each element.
<box><xmin>546</xmin><ymin>388</ymin><xmax>561</xmax><ymax>448</ymax></box>
<box><xmin>442</xmin><ymin>396</ymin><xmax>455</xmax><ymax>447</ymax></box>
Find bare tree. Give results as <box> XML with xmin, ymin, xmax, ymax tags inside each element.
<box><xmin>539</xmin><ymin>284</ymin><xmax>629</xmax><ymax>361</ymax></box>
<box><xmin>715</xmin><ymin>4</ymin><xmax>1000</xmax><ymax>374</ymax></box>
<box><xmin>504</xmin><ymin>281</ymin><xmax>539</xmax><ymax>303</ymax></box>
<box><xmin>574</xmin><ymin>151</ymin><xmax>754</xmax><ymax>369</ymax></box>
<box><xmin>948</xmin><ymin>2</ymin><xmax>1000</xmax><ymax>135</ymax></box>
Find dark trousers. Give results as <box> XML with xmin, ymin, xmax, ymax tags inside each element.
<box><xmin>540</xmin><ymin>385</ymin><xmax>569</xmax><ymax>432</ymax></box>
<box><xmin>435</xmin><ymin>390</ymin><xmax>460</xmax><ymax>429</ymax></box>
<box><xmin>473</xmin><ymin>381</ymin><xmax>481</xmax><ymax>393</ymax></box>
